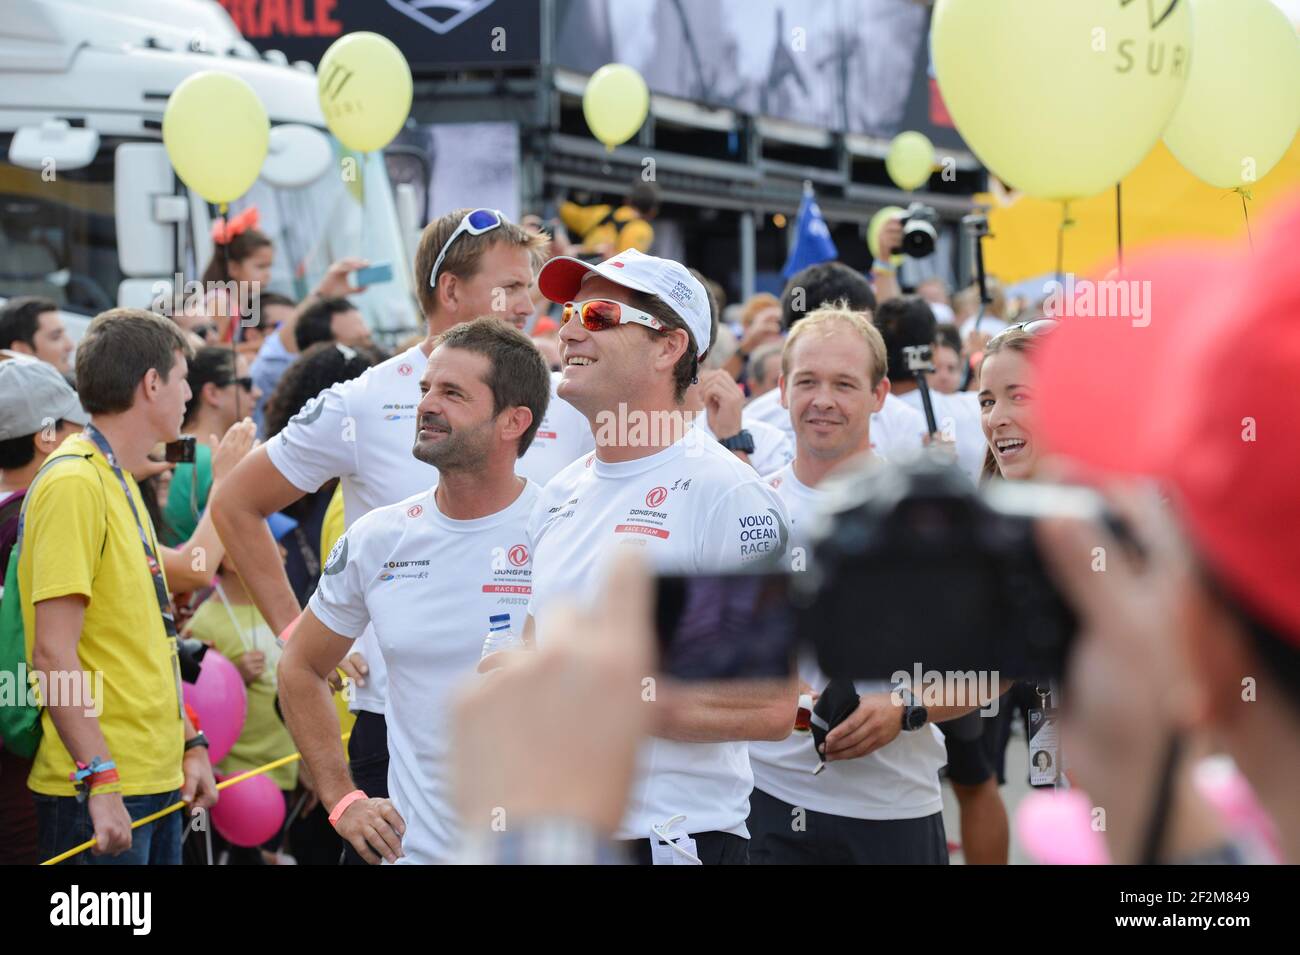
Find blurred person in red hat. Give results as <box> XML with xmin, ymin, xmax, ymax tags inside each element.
<box><xmin>1032</xmin><ymin>193</ymin><xmax>1300</xmax><ymax>863</ymax></box>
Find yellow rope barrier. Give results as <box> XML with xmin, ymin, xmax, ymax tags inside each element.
<box><xmin>40</xmin><ymin>731</ymin><xmax>350</xmax><ymax>866</ymax></box>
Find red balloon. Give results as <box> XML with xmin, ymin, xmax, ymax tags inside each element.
<box><xmin>1034</xmin><ymin>244</ymin><xmax>1237</xmax><ymax>476</ymax></box>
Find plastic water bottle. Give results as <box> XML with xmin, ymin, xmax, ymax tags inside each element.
<box><xmin>480</xmin><ymin>613</ymin><xmax>522</xmax><ymax>659</ymax></box>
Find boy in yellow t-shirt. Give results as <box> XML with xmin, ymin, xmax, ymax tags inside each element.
<box><xmin>20</xmin><ymin>309</ymin><xmax>216</xmax><ymax>865</ymax></box>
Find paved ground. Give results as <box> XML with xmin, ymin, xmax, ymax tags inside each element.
<box><xmin>941</xmin><ymin>715</ymin><xmax>1035</xmax><ymax>865</ymax></box>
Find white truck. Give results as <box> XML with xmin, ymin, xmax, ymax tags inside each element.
<box><xmin>0</xmin><ymin>0</ymin><xmax>421</xmax><ymax>342</ymax></box>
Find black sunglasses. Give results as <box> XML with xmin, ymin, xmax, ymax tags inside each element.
<box><xmin>221</xmin><ymin>376</ymin><xmax>255</xmax><ymax>391</ymax></box>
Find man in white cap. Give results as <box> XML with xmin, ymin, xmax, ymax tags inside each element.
<box><xmin>518</xmin><ymin>249</ymin><xmax>796</xmax><ymax>865</ymax></box>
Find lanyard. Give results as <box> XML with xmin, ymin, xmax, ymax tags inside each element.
<box><xmin>82</xmin><ymin>424</ymin><xmax>184</xmax><ymax>719</ymax></box>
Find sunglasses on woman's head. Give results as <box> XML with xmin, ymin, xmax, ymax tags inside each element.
<box><xmin>561</xmin><ymin>299</ymin><xmax>666</xmax><ymax>334</ymax></box>
<box><xmin>987</xmin><ymin>318</ymin><xmax>1059</xmax><ymax>345</ymax></box>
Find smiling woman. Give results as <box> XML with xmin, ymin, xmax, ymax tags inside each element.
<box><xmin>977</xmin><ymin>326</ymin><xmax>1051</xmax><ymax>483</ymax></box>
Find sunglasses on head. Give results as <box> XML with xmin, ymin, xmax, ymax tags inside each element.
<box><xmin>561</xmin><ymin>299</ymin><xmax>666</xmax><ymax>334</ymax></box>
<box><xmin>988</xmin><ymin>318</ymin><xmax>1059</xmax><ymax>345</ymax></box>
<box><xmin>428</xmin><ymin>208</ymin><xmax>504</xmax><ymax>289</ymax></box>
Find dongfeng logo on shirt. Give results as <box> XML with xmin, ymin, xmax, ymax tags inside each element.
<box><xmin>508</xmin><ymin>544</ymin><xmax>529</xmax><ymax>567</ymax></box>
<box><xmin>407</xmin><ymin>504</ymin><xmax>424</xmax><ymax>519</ymax></box>
<box><xmin>398</xmin><ymin>363</ymin><xmax>414</xmax><ymax>376</ymax></box>
<box><xmin>645</xmin><ymin>486</ymin><xmax>668</xmax><ymax>508</ymax></box>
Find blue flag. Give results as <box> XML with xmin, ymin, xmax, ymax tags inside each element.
<box><xmin>782</xmin><ymin>185</ymin><xmax>839</xmax><ymax>279</ymax></box>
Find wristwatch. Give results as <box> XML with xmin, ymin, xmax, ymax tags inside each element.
<box><xmin>184</xmin><ymin>731</ymin><xmax>210</xmax><ymax>752</ymax></box>
<box><xmin>718</xmin><ymin>429</ymin><xmax>755</xmax><ymax>454</ymax></box>
<box><xmin>899</xmin><ymin>689</ymin><xmax>928</xmax><ymax>731</ymax></box>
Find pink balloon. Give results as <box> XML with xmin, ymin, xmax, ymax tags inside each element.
<box><xmin>1015</xmin><ymin>789</ymin><xmax>1109</xmax><ymax>865</ymax></box>
<box><xmin>211</xmin><ymin>772</ymin><xmax>286</xmax><ymax>848</ymax></box>
<box><xmin>182</xmin><ymin>649</ymin><xmax>247</xmax><ymax>763</ymax></box>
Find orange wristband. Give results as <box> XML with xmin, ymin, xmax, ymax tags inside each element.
<box><xmin>328</xmin><ymin>789</ymin><xmax>367</xmax><ymax>828</ymax></box>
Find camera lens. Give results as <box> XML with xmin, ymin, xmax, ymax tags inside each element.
<box><xmin>902</xmin><ymin>219</ymin><xmax>937</xmax><ymax>258</ymax></box>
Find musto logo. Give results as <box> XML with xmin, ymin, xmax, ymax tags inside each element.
<box><xmin>508</xmin><ymin>544</ymin><xmax>529</xmax><ymax>567</ymax></box>
<box><xmin>645</xmin><ymin>486</ymin><xmax>668</xmax><ymax>508</ymax></box>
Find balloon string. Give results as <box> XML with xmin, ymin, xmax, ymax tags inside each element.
<box><xmin>1240</xmin><ymin>190</ymin><xmax>1254</xmax><ymax>252</ymax></box>
<box><xmin>1115</xmin><ymin>184</ymin><xmax>1124</xmax><ymax>275</ymax></box>
<box><xmin>1055</xmin><ymin>201</ymin><xmax>1074</xmax><ymax>286</ymax></box>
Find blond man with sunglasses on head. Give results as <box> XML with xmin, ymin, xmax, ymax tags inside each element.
<box><xmin>517</xmin><ymin>248</ymin><xmax>796</xmax><ymax>865</ymax></box>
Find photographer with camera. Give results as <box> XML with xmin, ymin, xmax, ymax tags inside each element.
<box><xmin>747</xmin><ymin>305</ymin><xmax>983</xmax><ymax>864</ymax></box>
<box><xmin>1027</xmin><ymin>204</ymin><xmax>1300</xmax><ymax>863</ymax></box>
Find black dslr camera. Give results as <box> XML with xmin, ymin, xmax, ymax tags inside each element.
<box><xmin>899</xmin><ymin>202</ymin><xmax>939</xmax><ymax>258</ymax></box>
<box><xmin>655</xmin><ymin>459</ymin><xmax>1136</xmax><ymax>682</ymax></box>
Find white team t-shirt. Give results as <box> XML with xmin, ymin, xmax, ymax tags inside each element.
<box><xmin>267</xmin><ymin>344</ymin><xmax>590</xmax><ymax>713</ymax></box>
<box><xmin>528</xmin><ymin>435</ymin><xmax>791</xmax><ymax>841</ymax></box>
<box><xmin>743</xmin><ymin>388</ymin><xmax>927</xmax><ymax>462</ymax></box>
<box><xmin>693</xmin><ymin>412</ymin><xmax>793</xmax><ymax>476</ymax></box>
<box><xmin>896</xmin><ymin>388</ymin><xmax>984</xmax><ymax>485</ymax></box>
<box><xmin>309</xmin><ymin>481</ymin><xmax>539</xmax><ymax>863</ymax></box>
<box><xmin>516</xmin><ymin>371</ymin><xmax>597</xmax><ymax>486</ymax></box>
<box><xmin>748</xmin><ymin>462</ymin><xmax>947</xmax><ymax>820</ymax></box>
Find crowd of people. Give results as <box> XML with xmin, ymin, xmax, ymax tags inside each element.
<box><xmin>1</xmin><ymin>184</ymin><xmax>1297</xmax><ymax>867</ymax></box>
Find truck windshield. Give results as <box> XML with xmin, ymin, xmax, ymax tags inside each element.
<box><xmin>0</xmin><ymin>143</ymin><xmax>120</xmax><ymax>315</ymax></box>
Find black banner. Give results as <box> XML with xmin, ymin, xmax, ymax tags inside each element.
<box><xmin>219</xmin><ymin>0</ymin><xmax>541</xmax><ymax>70</ymax></box>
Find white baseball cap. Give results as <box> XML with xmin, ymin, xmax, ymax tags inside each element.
<box><xmin>538</xmin><ymin>249</ymin><xmax>712</xmax><ymax>356</ymax></box>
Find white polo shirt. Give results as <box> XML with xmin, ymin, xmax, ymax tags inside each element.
<box><xmin>528</xmin><ymin>434</ymin><xmax>790</xmax><ymax>841</ymax></box>
<box><xmin>309</xmin><ymin>481</ymin><xmax>539</xmax><ymax>863</ymax></box>
<box><xmin>267</xmin><ymin>345</ymin><xmax>591</xmax><ymax>714</ymax></box>
<box><xmin>748</xmin><ymin>462</ymin><xmax>947</xmax><ymax>820</ymax></box>
<box><xmin>743</xmin><ymin>388</ymin><xmax>927</xmax><ymax>462</ymax></box>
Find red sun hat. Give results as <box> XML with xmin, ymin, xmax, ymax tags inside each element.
<box><xmin>1034</xmin><ymin>190</ymin><xmax>1300</xmax><ymax>642</ymax></box>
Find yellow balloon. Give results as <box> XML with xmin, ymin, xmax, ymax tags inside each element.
<box><xmin>886</xmin><ymin>132</ymin><xmax>935</xmax><ymax>191</ymax></box>
<box><xmin>583</xmin><ymin>63</ymin><xmax>650</xmax><ymax>149</ymax></box>
<box><xmin>1163</xmin><ymin>0</ymin><xmax>1300</xmax><ymax>190</ymax></box>
<box><xmin>163</xmin><ymin>72</ymin><xmax>268</xmax><ymax>206</ymax></box>
<box><xmin>318</xmin><ymin>32</ymin><xmax>413</xmax><ymax>153</ymax></box>
<box><xmin>932</xmin><ymin>0</ymin><xmax>1192</xmax><ymax>201</ymax></box>
<box><xmin>867</xmin><ymin>206</ymin><xmax>907</xmax><ymax>263</ymax></box>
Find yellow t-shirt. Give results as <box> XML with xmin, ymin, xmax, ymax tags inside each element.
<box><xmin>18</xmin><ymin>434</ymin><xmax>184</xmax><ymax>797</ymax></box>
<box><xmin>559</xmin><ymin>202</ymin><xmax>654</xmax><ymax>254</ymax></box>
<box><xmin>184</xmin><ymin>595</ymin><xmax>298</xmax><ymax>791</ymax></box>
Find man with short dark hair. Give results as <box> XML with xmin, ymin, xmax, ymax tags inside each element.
<box><xmin>17</xmin><ymin>308</ymin><xmax>217</xmax><ymax>864</ymax></box>
<box><xmin>213</xmin><ymin>210</ymin><xmax>594</xmax><ymax>861</ymax></box>
<box><xmin>279</xmin><ymin>318</ymin><xmax>551</xmax><ymax>863</ymax></box>
<box><xmin>524</xmin><ymin>247</ymin><xmax>795</xmax><ymax>864</ymax></box>
<box><xmin>293</xmin><ymin>297</ymin><xmax>372</xmax><ymax>353</ymax></box>
<box><xmin>0</xmin><ymin>297</ymin><xmax>73</xmax><ymax>374</ymax></box>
